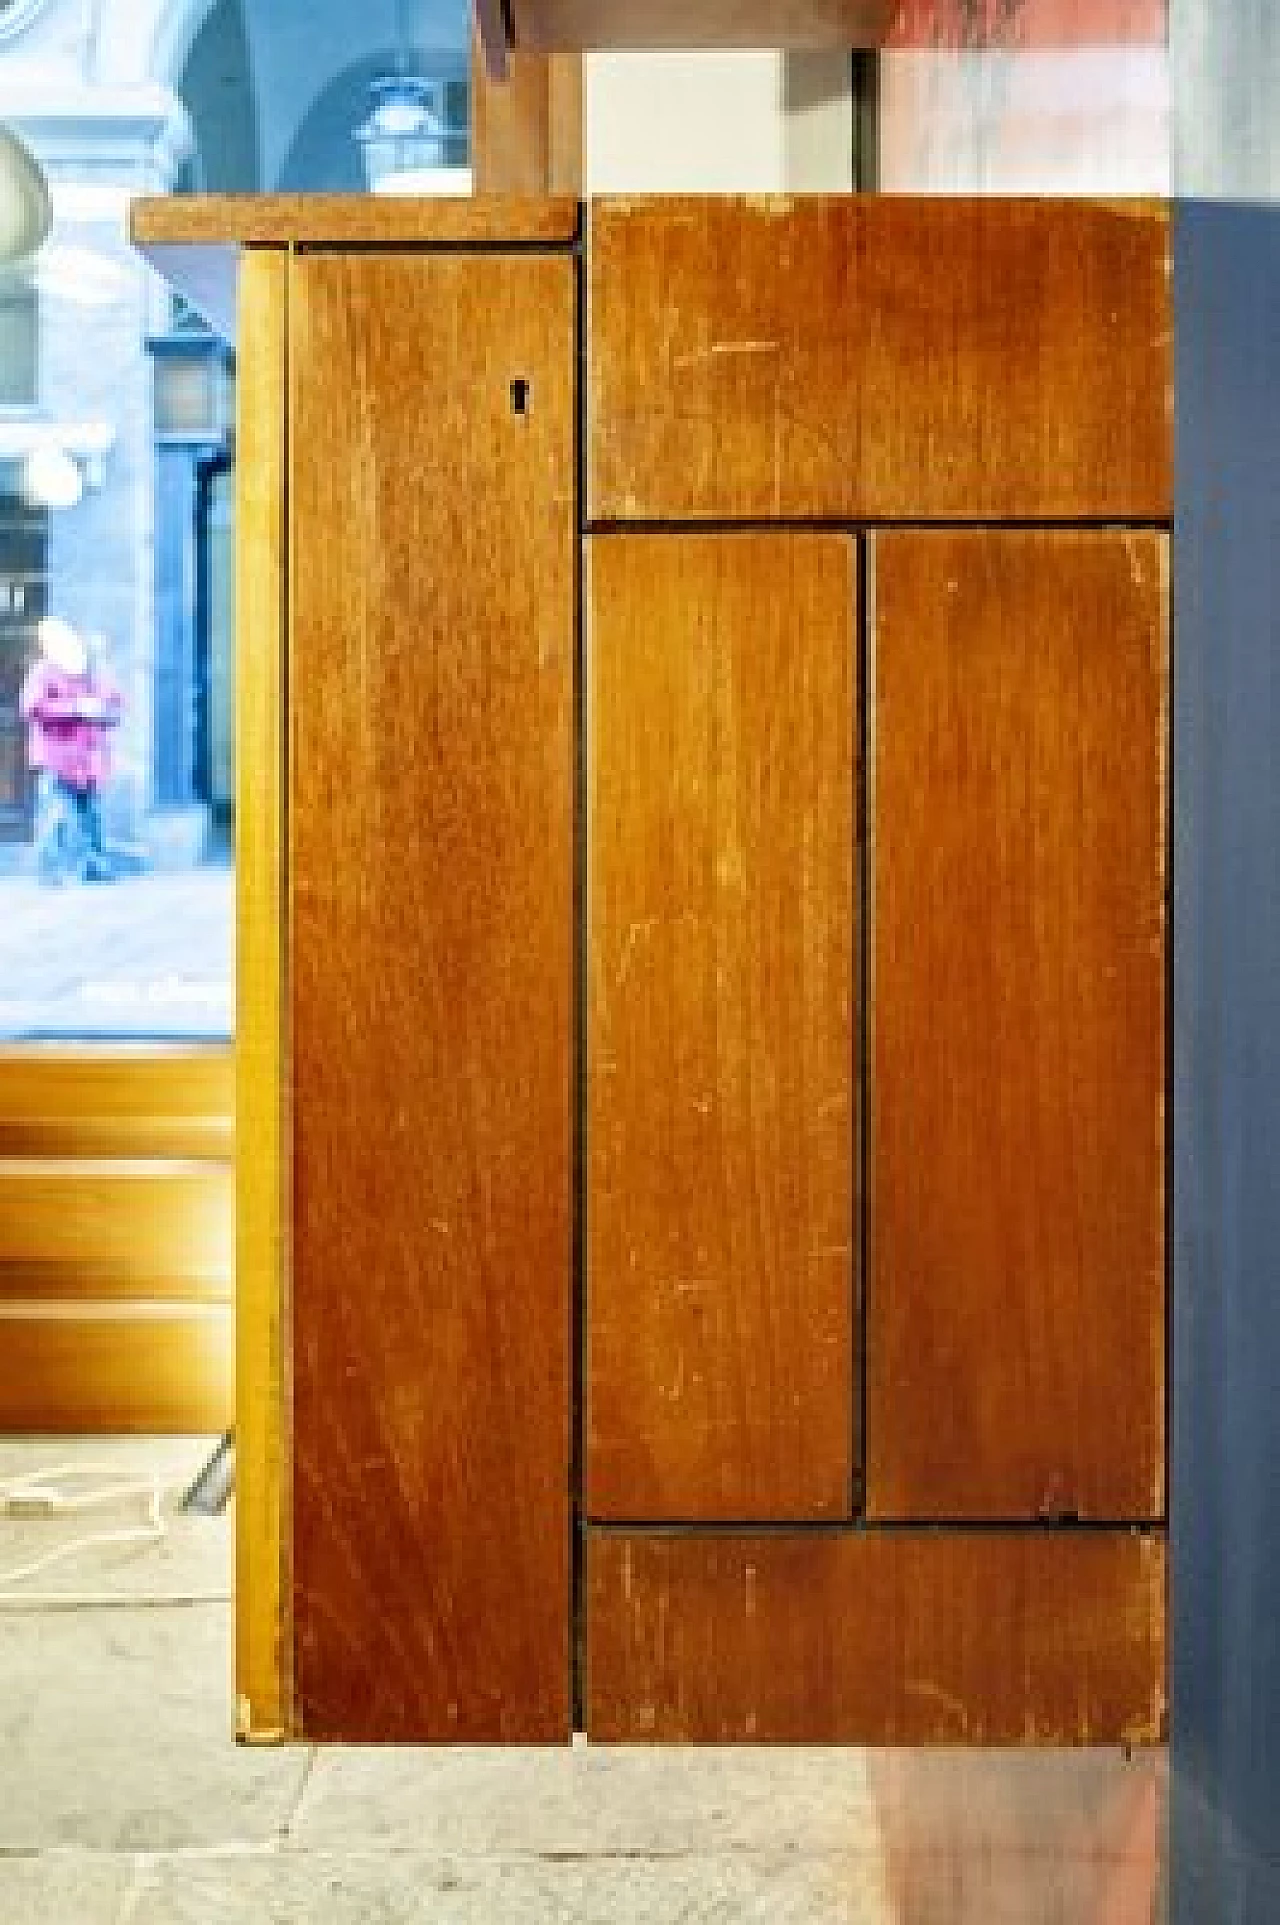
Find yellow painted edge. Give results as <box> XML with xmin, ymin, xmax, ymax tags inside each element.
<box><xmin>236</xmin><ymin>246</ymin><xmax>291</xmax><ymax>1744</ymax></box>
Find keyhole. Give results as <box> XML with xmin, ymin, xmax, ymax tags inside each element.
<box><xmin>511</xmin><ymin>377</ymin><xmax>530</xmax><ymax>417</ymax></box>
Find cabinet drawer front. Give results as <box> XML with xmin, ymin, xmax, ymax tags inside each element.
<box><xmin>870</xmin><ymin>529</ymin><xmax>1167</xmax><ymax>1523</ymax></box>
<box><xmin>588</xmin><ymin>532</ymin><xmax>857</xmax><ymax>1522</ymax></box>
<box><xmin>588</xmin><ymin>197</ymin><xmax>1170</xmax><ymax>523</ymax></box>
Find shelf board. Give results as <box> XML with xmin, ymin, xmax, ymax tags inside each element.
<box><xmin>130</xmin><ymin>195</ymin><xmax>581</xmax><ymax>340</ymax></box>
<box><xmin>503</xmin><ymin>0</ymin><xmax>895</xmax><ymax>50</ymax></box>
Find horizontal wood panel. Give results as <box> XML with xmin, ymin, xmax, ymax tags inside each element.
<box><xmin>0</xmin><ymin>1306</ymin><xmax>232</xmax><ymax>1432</ymax></box>
<box><xmin>0</xmin><ymin>1164</ymin><xmax>231</xmax><ymax>1300</ymax></box>
<box><xmin>870</xmin><ymin>530</ymin><xmax>1167</xmax><ymax>1522</ymax></box>
<box><xmin>587</xmin><ymin>533</ymin><xmax>856</xmax><ymax>1520</ymax></box>
<box><xmin>0</xmin><ymin>1048</ymin><xmax>232</xmax><ymax>1159</ymax></box>
<box><xmin>588</xmin><ymin>197</ymin><xmax>1171</xmax><ymax>522</ymax></box>
<box><xmin>511</xmin><ymin>0</ymin><xmax>895</xmax><ymax>47</ymax></box>
<box><xmin>587</xmin><ymin>1530</ymin><xmax>1166</xmax><ymax>1745</ymax></box>
<box><xmin>289</xmin><ymin>253</ymin><xmax>575</xmax><ymax>1741</ymax></box>
<box><xmin>131</xmin><ymin>194</ymin><xmax>581</xmax><ymax>249</ymax></box>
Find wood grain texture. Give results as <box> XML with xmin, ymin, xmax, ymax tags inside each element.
<box><xmin>587</xmin><ymin>1530</ymin><xmax>1167</xmax><ymax>1745</ymax></box>
<box><xmin>130</xmin><ymin>195</ymin><xmax>581</xmax><ymax>249</ymax></box>
<box><xmin>870</xmin><ymin>530</ymin><xmax>1167</xmax><ymax>1523</ymax></box>
<box><xmin>587</xmin><ymin>534</ymin><xmax>856</xmax><ymax>1521</ymax></box>
<box><xmin>235</xmin><ymin>247</ymin><xmax>289</xmax><ymax>1744</ymax></box>
<box><xmin>0</xmin><ymin>1162</ymin><xmax>230</xmax><ymax>1301</ymax></box>
<box><xmin>0</xmin><ymin>1305</ymin><xmax>232</xmax><ymax>1433</ymax></box>
<box><xmin>0</xmin><ymin>1049</ymin><xmax>232</xmax><ymax>1161</ymax></box>
<box><xmin>472</xmin><ymin>39</ymin><xmax>583</xmax><ymax>194</ymax></box>
<box><xmin>130</xmin><ymin>197</ymin><xmax>580</xmax><ymax>342</ymax></box>
<box><xmin>587</xmin><ymin>197</ymin><xmax>1171</xmax><ymax>522</ymax></box>
<box><xmin>288</xmin><ymin>253</ymin><xmax>575</xmax><ymax>1742</ymax></box>
<box><xmin>511</xmin><ymin>0</ymin><xmax>895</xmax><ymax>47</ymax></box>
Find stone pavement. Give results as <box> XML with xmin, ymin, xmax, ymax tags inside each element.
<box><xmin>0</xmin><ymin>1438</ymin><xmax>1168</xmax><ymax>1924</ymax></box>
<box><xmin>0</xmin><ymin>866</ymin><xmax>233</xmax><ymax>1041</ymax></box>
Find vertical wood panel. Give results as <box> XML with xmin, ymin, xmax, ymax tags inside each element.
<box><xmin>235</xmin><ymin>246</ymin><xmax>289</xmax><ymax>1744</ymax></box>
<box><xmin>587</xmin><ymin>1529</ymin><xmax>1167</xmax><ymax>1745</ymax></box>
<box><xmin>289</xmin><ymin>253</ymin><xmax>574</xmax><ymax>1741</ymax></box>
<box><xmin>588</xmin><ymin>534</ymin><xmax>856</xmax><ymax>1521</ymax></box>
<box><xmin>471</xmin><ymin>35</ymin><xmax>583</xmax><ymax>194</ymax></box>
<box><xmin>870</xmin><ymin>530</ymin><xmax>1167</xmax><ymax>1523</ymax></box>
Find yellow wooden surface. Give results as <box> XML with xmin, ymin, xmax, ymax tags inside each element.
<box><xmin>0</xmin><ymin>1162</ymin><xmax>230</xmax><ymax>1302</ymax></box>
<box><xmin>0</xmin><ymin>1305</ymin><xmax>232</xmax><ymax>1433</ymax></box>
<box><xmin>0</xmin><ymin>1048</ymin><xmax>232</xmax><ymax>1159</ymax></box>
<box><xmin>235</xmin><ymin>247</ymin><xmax>290</xmax><ymax>1745</ymax></box>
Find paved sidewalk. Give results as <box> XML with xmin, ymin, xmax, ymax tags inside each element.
<box><xmin>0</xmin><ymin>867</ymin><xmax>233</xmax><ymax>1041</ymax></box>
<box><xmin>0</xmin><ymin>1440</ymin><xmax>1168</xmax><ymax>1925</ymax></box>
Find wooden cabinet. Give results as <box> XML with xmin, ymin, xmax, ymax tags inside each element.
<box><xmin>133</xmin><ymin>193</ymin><xmax>1171</xmax><ymax>1748</ymax></box>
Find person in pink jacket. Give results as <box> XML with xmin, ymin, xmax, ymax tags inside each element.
<box><xmin>20</xmin><ymin>616</ymin><xmax>122</xmax><ymax>884</ymax></box>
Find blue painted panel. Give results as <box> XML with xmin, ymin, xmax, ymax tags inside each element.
<box><xmin>1174</xmin><ymin>200</ymin><xmax>1280</xmax><ymax>1923</ymax></box>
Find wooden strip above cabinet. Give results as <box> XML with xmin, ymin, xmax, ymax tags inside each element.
<box><xmin>506</xmin><ymin>1</ymin><xmax>896</xmax><ymax>49</ymax></box>
<box><xmin>587</xmin><ymin>197</ymin><xmax>1172</xmax><ymax>523</ymax></box>
<box><xmin>587</xmin><ymin>1530</ymin><xmax>1167</xmax><ymax>1745</ymax></box>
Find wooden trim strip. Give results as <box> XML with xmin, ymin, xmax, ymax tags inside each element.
<box><xmin>131</xmin><ymin>196</ymin><xmax>581</xmax><ymax>250</ymax></box>
<box><xmin>235</xmin><ymin>247</ymin><xmax>290</xmax><ymax>1745</ymax></box>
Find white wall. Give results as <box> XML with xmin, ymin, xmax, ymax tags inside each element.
<box><xmin>585</xmin><ymin>49</ymin><xmax>853</xmax><ymax>194</ymax></box>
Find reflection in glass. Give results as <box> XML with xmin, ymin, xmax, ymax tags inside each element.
<box><xmin>0</xmin><ymin>0</ymin><xmax>473</xmax><ymax>1040</ymax></box>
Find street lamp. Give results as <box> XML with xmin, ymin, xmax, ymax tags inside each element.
<box><xmin>354</xmin><ymin>0</ymin><xmax>470</xmax><ymax>196</ymax></box>
<box><xmin>355</xmin><ymin>73</ymin><xmax>471</xmax><ymax>196</ymax></box>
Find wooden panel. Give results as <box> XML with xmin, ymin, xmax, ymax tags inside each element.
<box><xmin>0</xmin><ymin>1047</ymin><xmax>232</xmax><ymax>1159</ymax></box>
<box><xmin>587</xmin><ymin>197</ymin><xmax>1171</xmax><ymax>522</ymax></box>
<box><xmin>130</xmin><ymin>198</ymin><xmax>581</xmax><ymax>343</ymax></box>
<box><xmin>289</xmin><ymin>253</ymin><xmax>574</xmax><ymax>1741</ymax></box>
<box><xmin>587</xmin><ymin>1530</ymin><xmax>1167</xmax><ymax>1744</ymax></box>
<box><xmin>588</xmin><ymin>534</ymin><xmax>856</xmax><ymax>1521</ymax></box>
<box><xmin>471</xmin><ymin>38</ymin><xmax>583</xmax><ymax>194</ymax></box>
<box><xmin>474</xmin><ymin>0</ymin><xmax>511</xmax><ymax>76</ymax></box>
<box><xmin>870</xmin><ymin>530</ymin><xmax>1167</xmax><ymax>1522</ymax></box>
<box><xmin>511</xmin><ymin>0</ymin><xmax>896</xmax><ymax>46</ymax></box>
<box><xmin>0</xmin><ymin>1306</ymin><xmax>232</xmax><ymax>1433</ymax></box>
<box><xmin>131</xmin><ymin>195</ymin><xmax>581</xmax><ymax>250</ymax></box>
<box><xmin>235</xmin><ymin>249</ymin><xmax>289</xmax><ymax>1744</ymax></box>
<box><xmin>0</xmin><ymin>1163</ymin><xmax>230</xmax><ymax>1301</ymax></box>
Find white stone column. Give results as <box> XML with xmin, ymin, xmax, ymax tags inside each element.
<box><xmin>1172</xmin><ymin>0</ymin><xmax>1280</xmax><ymax>196</ymax></box>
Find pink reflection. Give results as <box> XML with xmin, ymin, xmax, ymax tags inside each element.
<box><xmin>866</xmin><ymin>1749</ymin><xmax>1165</xmax><ymax>1923</ymax></box>
<box><xmin>887</xmin><ymin>1</ymin><xmax>1166</xmax><ymax>48</ymax></box>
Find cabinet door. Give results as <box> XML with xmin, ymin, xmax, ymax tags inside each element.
<box><xmin>870</xmin><ymin>530</ymin><xmax>1167</xmax><ymax>1523</ymax></box>
<box><xmin>288</xmin><ymin>254</ymin><xmax>574</xmax><ymax>1739</ymax></box>
<box><xmin>588</xmin><ymin>533</ymin><xmax>856</xmax><ymax>1521</ymax></box>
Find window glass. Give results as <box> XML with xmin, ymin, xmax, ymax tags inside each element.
<box><xmin>0</xmin><ymin>0</ymin><xmax>472</xmax><ymax>1041</ymax></box>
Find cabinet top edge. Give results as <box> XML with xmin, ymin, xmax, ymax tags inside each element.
<box><xmin>130</xmin><ymin>194</ymin><xmax>583</xmax><ymax>251</ymax></box>
<box><xmin>132</xmin><ymin>191</ymin><xmax>1171</xmax><ymax>254</ymax></box>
